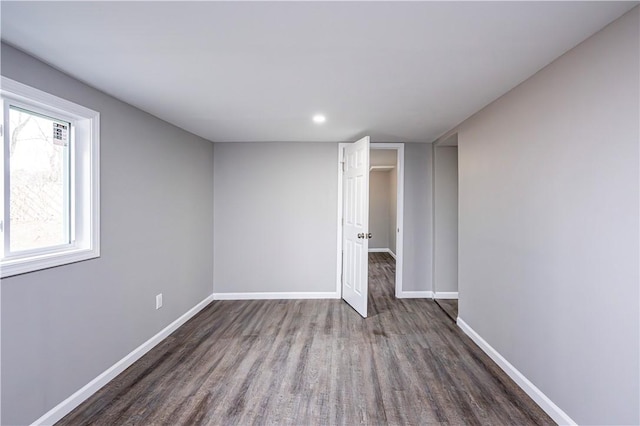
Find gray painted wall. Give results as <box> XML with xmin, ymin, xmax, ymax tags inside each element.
<box><xmin>434</xmin><ymin>146</ymin><xmax>458</xmax><ymax>293</ymax></box>
<box><xmin>402</xmin><ymin>143</ymin><xmax>433</xmax><ymax>292</ymax></box>
<box><xmin>213</xmin><ymin>142</ymin><xmax>338</xmax><ymax>294</ymax></box>
<box><xmin>0</xmin><ymin>45</ymin><xmax>434</xmax><ymax>422</ymax></box>
<box><xmin>389</xmin><ymin>167</ymin><xmax>397</xmax><ymax>254</ymax></box>
<box><xmin>457</xmin><ymin>7</ymin><xmax>639</xmax><ymax>425</ymax></box>
<box><xmin>369</xmin><ymin>170</ymin><xmax>391</xmax><ymax>250</ymax></box>
<box><xmin>213</xmin><ymin>142</ymin><xmax>432</xmax><ymax>294</ymax></box>
<box><xmin>0</xmin><ymin>44</ymin><xmax>214</xmax><ymax>425</ymax></box>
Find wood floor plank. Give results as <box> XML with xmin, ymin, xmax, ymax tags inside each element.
<box><xmin>57</xmin><ymin>253</ymin><xmax>554</xmax><ymax>425</ymax></box>
<box><xmin>435</xmin><ymin>300</ymin><xmax>458</xmax><ymax>322</ymax></box>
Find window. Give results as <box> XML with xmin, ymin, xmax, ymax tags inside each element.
<box><xmin>1</xmin><ymin>77</ymin><xmax>100</xmax><ymax>277</ymax></box>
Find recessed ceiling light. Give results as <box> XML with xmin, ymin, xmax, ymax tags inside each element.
<box><xmin>312</xmin><ymin>114</ymin><xmax>326</xmax><ymax>124</ymax></box>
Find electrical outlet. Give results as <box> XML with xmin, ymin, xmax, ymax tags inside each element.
<box><xmin>156</xmin><ymin>293</ymin><xmax>163</xmax><ymax>310</ymax></box>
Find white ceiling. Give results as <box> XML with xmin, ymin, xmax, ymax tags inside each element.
<box><xmin>1</xmin><ymin>2</ymin><xmax>635</xmax><ymax>143</ymax></box>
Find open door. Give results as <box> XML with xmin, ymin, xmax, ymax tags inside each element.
<box><xmin>342</xmin><ymin>136</ymin><xmax>370</xmax><ymax>317</ymax></box>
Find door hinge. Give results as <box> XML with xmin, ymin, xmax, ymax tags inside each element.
<box><xmin>0</xmin><ymin>124</ymin><xmax>3</xmax><ymax>138</ymax></box>
<box><xmin>341</xmin><ymin>161</ymin><xmax>345</xmax><ymax>172</ymax></box>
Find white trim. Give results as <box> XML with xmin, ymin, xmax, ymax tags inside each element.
<box><xmin>1</xmin><ymin>247</ymin><xmax>100</xmax><ymax>278</ymax></box>
<box><xmin>434</xmin><ymin>291</ymin><xmax>458</xmax><ymax>299</ymax></box>
<box><xmin>336</xmin><ymin>144</ymin><xmax>345</xmax><ymax>296</ymax></box>
<box><xmin>1</xmin><ymin>78</ymin><xmax>97</xmax><ymax>118</ymax></box>
<box><xmin>396</xmin><ymin>290</ymin><xmax>433</xmax><ymax>299</ymax></box>
<box><xmin>368</xmin><ymin>247</ymin><xmax>396</xmax><ymax>259</ymax></box>
<box><xmin>30</xmin><ymin>294</ymin><xmax>214</xmax><ymax>426</ymax></box>
<box><xmin>337</xmin><ymin>142</ymin><xmax>404</xmax><ymax>300</ymax></box>
<box><xmin>213</xmin><ymin>292</ymin><xmax>339</xmax><ymax>300</ymax></box>
<box><xmin>369</xmin><ymin>165</ymin><xmax>394</xmax><ymax>171</ymax></box>
<box><xmin>1</xmin><ymin>77</ymin><xmax>100</xmax><ymax>278</ymax></box>
<box><xmin>457</xmin><ymin>318</ymin><xmax>577</xmax><ymax>426</ymax></box>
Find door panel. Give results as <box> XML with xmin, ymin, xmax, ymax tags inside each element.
<box><xmin>342</xmin><ymin>136</ymin><xmax>370</xmax><ymax>317</ymax></box>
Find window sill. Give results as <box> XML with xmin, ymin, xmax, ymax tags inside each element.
<box><xmin>1</xmin><ymin>247</ymin><xmax>100</xmax><ymax>278</ymax></box>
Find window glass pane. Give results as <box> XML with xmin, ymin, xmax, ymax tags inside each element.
<box><xmin>9</xmin><ymin>106</ymin><xmax>70</xmax><ymax>252</ymax></box>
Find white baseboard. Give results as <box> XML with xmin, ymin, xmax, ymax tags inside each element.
<box><xmin>456</xmin><ymin>318</ymin><xmax>576</xmax><ymax>425</ymax></box>
<box><xmin>368</xmin><ymin>248</ymin><xmax>396</xmax><ymax>259</ymax></box>
<box><xmin>434</xmin><ymin>291</ymin><xmax>458</xmax><ymax>299</ymax></box>
<box><xmin>368</xmin><ymin>248</ymin><xmax>388</xmax><ymax>252</ymax></box>
<box><xmin>31</xmin><ymin>294</ymin><xmax>215</xmax><ymax>426</ymax></box>
<box><xmin>213</xmin><ymin>292</ymin><xmax>340</xmax><ymax>300</ymax></box>
<box><xmin>396</xmin><ymin>290</ymin><xmax>433</xmax><ymax>299</ymax></box>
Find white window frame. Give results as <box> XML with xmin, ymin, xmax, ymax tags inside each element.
<box><xmin>1</xmin><ymin>77</ymin><xmax>100</xmax><ymax>278</ymax></box>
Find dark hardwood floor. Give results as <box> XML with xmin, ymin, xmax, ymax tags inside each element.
<box><xmin>435</xmin><ymin>299</ymin><xmax>458</xmax><ymax>323</ymax></box>
<box><xmin>58</xmin><ymin>252</ymin><xmax>553</xmax><ymax>425</ymax></box>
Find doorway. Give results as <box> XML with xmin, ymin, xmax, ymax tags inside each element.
<box><xmin>337</xmin><ymin>141</ymin><xmax>404</xmax><ymax>318</ymax></box>
<box><xmin>432</xmin><ymin>134</ymin><xmax>459</xmax><ymax>321</ymax></box>
<box><xmin>369</xmin><ymin>148</ymin><xmax>398</xmax><ymax>314</ymax></box>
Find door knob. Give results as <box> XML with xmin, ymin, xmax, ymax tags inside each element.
<box><xmin>367</xmin><ymin>233</ymin><xmax>372</xmax><ymax>239</ymax></box>
<box><xmin>358</xmin><ymin>233</ymin><xmax>365</xmax><ymax>239</ymax></box>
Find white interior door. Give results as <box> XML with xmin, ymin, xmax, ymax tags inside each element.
<box><xmin>342</xmin><ymin>136</ymin><xmax>370</xmax><ymax>318</ymax></box>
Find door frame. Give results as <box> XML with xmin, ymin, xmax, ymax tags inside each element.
<box><xmin>337</xmin><ymin>142</ymin><xmax>404</xmax><ymax>298</ymax></box>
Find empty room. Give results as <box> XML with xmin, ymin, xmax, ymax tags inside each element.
<box><xmin>1</xmin><ymin>2</ymin><xmax>638</xmax><ymax>425</ymax></box>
